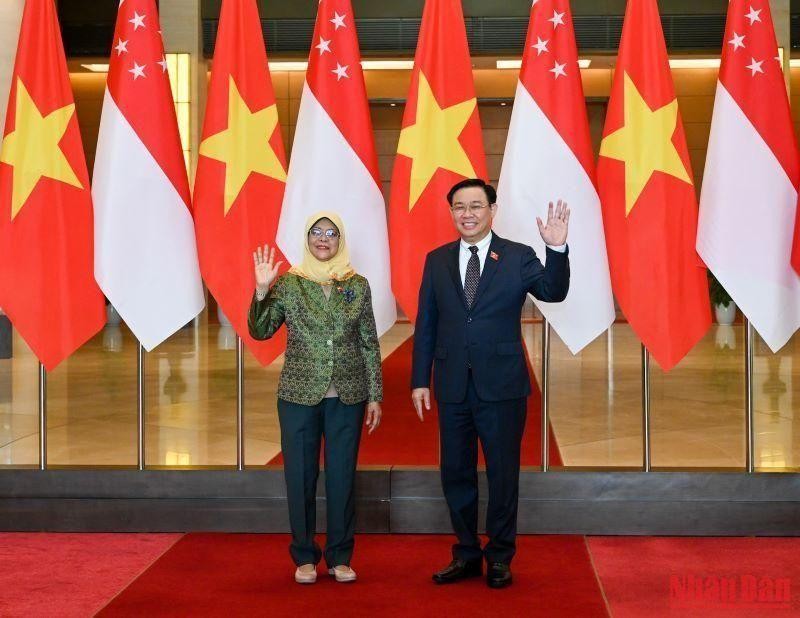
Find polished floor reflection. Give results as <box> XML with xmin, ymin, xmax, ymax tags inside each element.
<box><xmin>0</xmin><ymin>309</ymin><xmax>798</xmax><ymax>469</ymax></box>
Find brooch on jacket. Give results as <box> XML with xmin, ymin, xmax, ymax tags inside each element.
<box><xmin>336</xmin><ymin>285</ymin><xmax>357</xmax><ymax>303</ymax></box>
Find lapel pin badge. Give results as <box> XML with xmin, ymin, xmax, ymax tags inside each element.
<box><xmin>490</xmin><ymin>251</ymin><xmax>499</xmax><ymax>261</ymax></box>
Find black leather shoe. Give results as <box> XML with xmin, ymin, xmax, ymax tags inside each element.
<box><xmin>487</xmin><ymin>562</ymin><xmax>512</xmax><ymax>588</ymax></box>
<box><xmin>432</xmin><ymin>559</ymin><xmax>483</xmax><ymax>584</ymax></box>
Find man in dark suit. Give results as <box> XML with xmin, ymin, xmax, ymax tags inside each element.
<box><xmin>411</xmin><ymin>178</ymin><xmax>570</xmax><ymax>589</ymax></box>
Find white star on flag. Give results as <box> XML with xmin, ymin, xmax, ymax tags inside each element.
<box><xmin>548</xmin><ymin>10</ymin><xmax>565</xmax><ymax>29</ymax></box>
<box><xmin>745</xmin><ymin>6</ymin><xmax>761</xmax><ymax>25</ymax></box>
<box><xmin>549</xmin><ymin>60</ymin><xmax>567</xmax><ymax>78</ymax></box>
<box><xmin>114</xmin><ymin>38</ymin><xmax>128</xmax><ymax>55</ymax></box>
<box><xmin>315</xmin><ymin>36</ymin><xmax>331</xmax><ymax>55</ymax></box>
<box><xmin>532</xmin><ymin>0</ymin><xmax>539</xmax><ymax>6</ymax></box>
<box><xmin>157</xmin><ymin>56</ymin><xmax>168</xmax><ymax>72</ymax></box>
<box><xmin>129</xmin><ymin>11</ymin><xmax>146</xmax><ymax>30</ymax></box>
<box><xmin>728</xmin><ymin>32</ymin><xmax>745</xmax><ymax>51</ymax></box>
<box><xmin>746</xmin><ymin>57</ymin><xmax>764</xmax><ymax>75</ymax></box>
<box><xmin>330</xmin><ymin>12</ymin><xmax>347</xmax><ymax>30</ymax></box>
<box><xmin>128</xmin><ymin>61</ymin><xmax>146</xmax><ymax>80</ymax></box>
<box><xmin>532</xmin><ymin>36</ymin><xmax>549</xmax><ymax>55</ymax></box>
<box><xmin>332</xmin><ymin>63</ymin><xmax>349</xmax><ymax>80</ymax></box>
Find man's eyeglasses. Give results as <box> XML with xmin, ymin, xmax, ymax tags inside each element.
<box><xmin>451</xmin><ymin>202</ymin><xmax>490</xmax><ymax>216</ymax></box>
<box><xmin>309</xmin><ymin>227</ymin><xmax>340</xmax><ymax>239</ymax></box>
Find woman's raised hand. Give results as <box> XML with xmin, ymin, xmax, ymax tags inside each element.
<box><xmin>253</xmin><ymin>244</ymin><xmax>283</xmax><ymax>292</ymax></box>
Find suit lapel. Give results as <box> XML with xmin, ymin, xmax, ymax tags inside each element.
<box><xmin>446</xmin><ymin>241</ymin><xmax>468</xmax><ymax>311</ymax></box>
<box><xmin>471</xmin><ymin>233</ymin><xmax>505</xmax><ymax>309</ymax></box>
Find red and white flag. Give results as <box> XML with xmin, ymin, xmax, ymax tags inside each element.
<box><xmin>495</xmin><ymin>0</ymin><xmax>614</xmax><ymax>353</ymax></box>
<box><xmin>277</xmin><ymin>0</ymin><xmax>396</xmax><ymax>335</ymax></box>
<box><xmin>92</xmin><ymin>0</ymin><xmax>205</xmax><ymax>349</ymax></box>
<box><xmin>697</xmin><ymin>0</ymin><xmax>800</xmax><ymax>351</ymax></box>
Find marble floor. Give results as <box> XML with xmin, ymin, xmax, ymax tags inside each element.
<box><xmin>0</xmin><ymin>309</ymin><xmax>798</xmax><ymax>470</ymax></box>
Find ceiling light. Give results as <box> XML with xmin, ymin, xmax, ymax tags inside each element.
<box><xmin>361</xmin><ymin>60</ymin><xmax>414</xmax><ymax>70</ymax></box>
<box><xmin>81</xmin><ymin>63</ymin><xmax>110</xmax><ymax>72</ymax></box>
<box><xmin>668</xmin><ymin>58</ymin><xmax>720</xmax><ymax>69</ymax></box>
<box><xmin>496</xmin><ymin>59</ymin><xmax>591</xmax><ymax>70</ymax></box>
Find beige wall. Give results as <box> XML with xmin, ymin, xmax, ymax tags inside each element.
<box><xmin>68</xmin><ymin>65</ymin><xmax>798</xmax><ymax>195</ymax></box>
<box><xmin>161</xmin><ymin>0</ymin><xmax>205</xmax><ymax>182</ymax></box>
<box><xmin>70</xmin><ymin>73</ymin><xmax>105</xmax><ymax>173</ymax></box>
<box><xmin>0</xmin><ymin>0</ymin><xmax>24</xmax><ymax>136</ymax></box>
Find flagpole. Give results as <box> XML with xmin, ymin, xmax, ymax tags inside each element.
<box><xmin>38</xmin><ymin>362</ymin><xmax>46</xmax><ymax>470</ymax></box>
<box><xmin>744</xmin><ymin>319</ymin><xmax>755</xmax><ymax>473</ymax></box>
<box><xmin>540</xmin><ymin>318</ymin><xmax>550</xmax><ymax>472</ymax></box>
<box><xmin>236</xmin><ymin>335</ymin><xmax>245</xmax><ymax>471</ymax></box>
<box><xmin>641</xmin><ymin>344</ymin><xmax>651</xmax><ymax>471</ymax></box>
<box><xmin>137</xmin><ymin>342</ymin><xmax>145</xmax><ymax>471</ymax></box>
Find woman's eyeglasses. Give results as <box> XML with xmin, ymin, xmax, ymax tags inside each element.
<box><xmin>309</xmin><ymin>228</ymin><xmax>340</xmax><ymax>239</ymax></box>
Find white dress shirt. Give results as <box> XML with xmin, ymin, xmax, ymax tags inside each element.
<box><xmin>459</xmin><ymin>231</ymin><xmax>566</xmax><ymax>284</ymax></box>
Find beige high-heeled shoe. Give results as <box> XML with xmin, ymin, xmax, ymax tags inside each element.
<box><xmin>328</xmin><ymin>565</ymin><xmax>357</xmax><ymax>583</ymax></box>
<box><xmin>294</xmin><ymin>564</ymin><xmax>317</xmax><ymax>584</ymax></box>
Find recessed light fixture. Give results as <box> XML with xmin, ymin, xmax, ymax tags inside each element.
<box><xmin>268</xmin><ymin>61</ymin><xmax>308</xmax><ymax>71</ymax></box>
<box><xmin>496</xmin><ymin>59</ymin><xmax>592</xmax><ymax>70</ymax></box>
<box><xmin>265</xmin><ymin>60</ymin><xmax>415</xmax><ymax>72</ymax></box>
<box><xmin>361</xmin><ymin>60</ymin><xmax>414</xmax><ymax>70</ymax></box>
<box><xmin>81</xmin><ymin>63</ymin><xmax>110</xmax><ymax>72</ymax></box>
<box><xmin>668</xmin><ymin>58</ymin><xmax>720</xmax><ymax>69</ymax></box>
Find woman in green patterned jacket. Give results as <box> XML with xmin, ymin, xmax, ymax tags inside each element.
<box><xmin>248</xmin><ymin>211</ymin><xmax>382</xmax><ymax>585</ymax></box>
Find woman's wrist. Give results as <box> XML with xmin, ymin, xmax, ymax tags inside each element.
<box><xmin>255</xmin><ymin>283</ymin><xmax>270</xmax><ymax>300</ymax></box>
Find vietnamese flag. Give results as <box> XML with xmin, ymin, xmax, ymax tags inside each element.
<box><xmin>0</xmin><ymin>0</ymin><xmax>105</xmax><ymax>370</ymax></box>
<box><xmin>597</xmin><ymin>0</ymin><xmax>710</xmax><ymax>371</ymax></box>
<box><xmin>388</xmin><ymin>0</ymin><xmax>487</xmax><ymax>322</ymax></box>
<box><xmin>193</xmin><ymin>0</ymin><xmax>288</xmax><ymax>366</ymax></box>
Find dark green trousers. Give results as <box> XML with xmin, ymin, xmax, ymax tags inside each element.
<box><xmin>277</xmin><ymin>396</ymin><xmax>365</xmax><ymax>567</ymax></box>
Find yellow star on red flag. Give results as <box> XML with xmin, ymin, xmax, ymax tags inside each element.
<box><xmin>396</xmin><ymin>72</ymin><xmax>477</xmax><ymax>211</ymax></box>
<box><xmin>599</xmin><ymin>72</ymin><xmax>692</xmax><ymax>215</ymax></box>
<box><xmin>0</xmin><ymin>78</ymin><xmax>82</xmax><ymax>219</ymax></box>
<box><xmin>198</xmin><ymin>76</ymin><xmax>286</xmax><ymax>215</ymax></box>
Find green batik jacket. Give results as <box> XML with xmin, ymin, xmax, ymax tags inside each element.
<box><xmin>248</xmin><ymin>272</ymin><xmax>383</xmax><ymax>406</ymax></box>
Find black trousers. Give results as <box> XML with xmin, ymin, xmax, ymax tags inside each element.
<box><xmin>437</xmin><ymin>373</ymin><xmax>527</xmax><ymax>565</ymax></box>
<box><xmin>277</xmin><ymin>397</ymin><xmax>365</xmax><ymax>567</ymax></box>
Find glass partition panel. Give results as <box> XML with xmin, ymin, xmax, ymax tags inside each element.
<box><xmin>145</xmin><ymin>310</ymin><xmax>235</xmax><ymax>467</ymax></box>
<box><xmin>0</xmin><ymin>324</ymin><xmax>41</xmax><ymax>466</ymax></box>
<box><xmin>651</xmin><ymin>323</ymin><xmax>745</xmax><ymax>468</ymax></box>
<box><xmin>754</xmin><ymin>331</ymin><xmax>800</xmax><ymax>469</ymax></box>
<box><xmin>529</xmin><ymin>313</ymin><xmax>645</xmax><ymax>468</ymax></box>
<box><xmin>46</xmin><ymin>319</ymin><xmax>137</xmax><ymax>466</ymax></box>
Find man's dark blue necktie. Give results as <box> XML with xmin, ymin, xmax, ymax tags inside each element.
<box><xmin>464</xmin><ymin>245</ymin><xmax>480</xmax><ymax>308</ymax></box>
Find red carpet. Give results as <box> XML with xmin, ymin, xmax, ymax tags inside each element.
<box><xmin>588</xmin><ymin>536</ymin><xmax>800</xmax><ymax>617</ymax></box>
<box><xmin>0</xmin><ymin>533</ymin><xmax>181</xmax><ymax>618</ymax></box>
<box><xmin>97</xmin><ymin>533</ymin><xmax>607</xmax><ymax>617</ymax></box>
<box><xmin>270</xmin><ymin>336</ymin><xmax>562</xmax><ymax>466</ymax></box>
<box><xmin>7</xmin><ymin>533</ymin><xmax>800</xmax><ymax>616</ymax></box>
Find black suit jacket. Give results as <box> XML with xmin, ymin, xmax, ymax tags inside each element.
<box><xmin>411</xmin><ymin>233</ymin><xmax>570</xmax><ymax>403</ymax></box>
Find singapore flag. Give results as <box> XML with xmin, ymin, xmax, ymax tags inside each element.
<box><xmin>496</xmin><ymin>0</ymin><xmax>614</xmax><ymax>353</ymax></box>
<box><xmin>277</xmin><ymin>0</ymin><xmax>396</xmax><ymax>335</ymax></box>
<box><xmin>92</xmin><ymin>0</ymin><xmax>205</xmax><ymax>349</ymax></box>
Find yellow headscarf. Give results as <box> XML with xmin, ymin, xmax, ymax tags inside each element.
<box><xmin>289</xmin><ymin>211</ymin><xmax>356</xmax><ymax>285</ymax></box>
